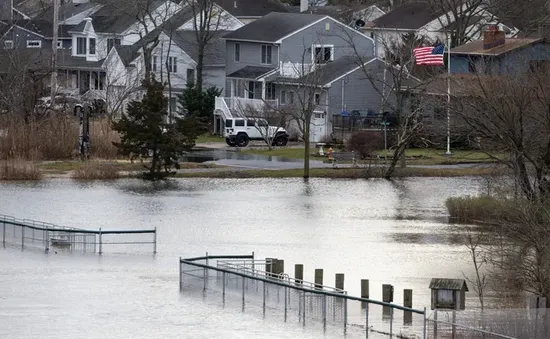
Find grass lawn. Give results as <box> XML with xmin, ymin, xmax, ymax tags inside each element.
<box><xmin>175</xmin><ymin>166</ymin><xmax>507</xmax><ymax>179</ymax></box>
<box><xmin>243</xmin><ymin>147</ymin><xmax>506</xmax><ymax>165</ymax></box>
<box><xmin>196</xmin><ymin>134</ymin><xmax>225</xmax><ymax>144</ymax></box>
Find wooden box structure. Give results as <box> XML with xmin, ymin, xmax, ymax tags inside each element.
<box><xmin>429</xmin><ymin>278</ymin><xmax>468</xmax><ymax>310</ymax></box>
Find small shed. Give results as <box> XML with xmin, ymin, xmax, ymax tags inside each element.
<box><xmin>429</xmin><ymin>278</ymin><xmax>468</xmax><ymax>310</ymax></box>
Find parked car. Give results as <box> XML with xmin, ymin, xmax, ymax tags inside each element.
<box><xmin>224</xmin><ymin>117</ymin><xmax>289</xmax><ymax>147</ymax></box>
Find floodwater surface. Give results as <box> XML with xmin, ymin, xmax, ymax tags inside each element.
<box><xmin>0</xmin><ymin>177</ymin><xmax>483</xmax><ymax>338</ymax></box>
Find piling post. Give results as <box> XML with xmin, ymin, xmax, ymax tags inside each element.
<box><xmin>274</xmin><ymin>259</ymin><xmax>284</xmax><ymax>277</ymax></box>
<box><xmin>382</xmin><ymin>284</ymin><xmax>394</xmax><ymax>302</ymax></box>
<box><xmin>404</xmin><ymin>289</ymin><xmax>413</xmax><ymax>324</ymax></box>
<box><xmin>335</xmin><ymin>273</ymin><xmax>345</xmax><ymax>291</ymax></box>
<box><xmin>251</xmin><ymin>251</ymin><xmax>255</xmax><ymax>271</ymax></box>
<box><xmin>98</xmin><ymin>228</ymin><xmax>102</xmax><ymax>255</ymax></box>
<box><xmin>314</xmin><ymin>269</ymin><xmax>323</xmax><ymax>289</ymax></box>
<box><xmin>361</xmin><ymin>279</ymin><xmax>370</xmax><ymax>298</ymax></box>
<box><xmin>153</xmin><ymin>227</ymin><xmax>157</xmax><ymax>254</ymax></box>
<box><xmin>295</xmin><ymin>264</ymin><xmax>304</xmax><ymax>286</ymax></box>
<box><xmin>266</xmin><ymin>257</ymin><xmax>274</xmax><ymax>278</ymax></box>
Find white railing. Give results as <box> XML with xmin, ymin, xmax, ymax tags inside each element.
<box><xmin>214</xmin><ymin>96</ymin><xmax>233</xmax><ymax>120</ymax></box>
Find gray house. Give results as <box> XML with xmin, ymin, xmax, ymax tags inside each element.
<box><xmin>216</xmin><ymin>11</ymin><xmax>388</xmax><ymax>141</ymax></box>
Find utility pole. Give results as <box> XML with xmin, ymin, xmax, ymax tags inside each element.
<box><xmin>50</xmin><ymin>0</ymin><xmax>59</xmax><ymax>102</ymax></box>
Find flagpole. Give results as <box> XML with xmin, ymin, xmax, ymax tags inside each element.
<box><xmin>445</xmin><ymin>32</ymin><xmax>452</xmax><ymax>156</ymax></box>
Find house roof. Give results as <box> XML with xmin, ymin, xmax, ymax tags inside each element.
<box><xmin>214</xmin><ymin>0</ymin><xmax>288</xmax><ymax>18</ymax></box>
<box><xmin>372</xmin><ymin>2</ymin><xmax>442</xmax><ymax>30</ymax></box>
<box><xmin>450</xmin><ymin>37</ymin><xmax>543</xmax><ymax>56</ymax></box>
<box><xmin>429</xmin><ymin>278</ymin><xmax>469</xmax><ymax>291</ymax></box>
<box><xmin>171</xmin><ymin>30</ymin><xmax>229</xmax><ymax>65</ymax></box>
<box><xmin>35</xmin><ymin>2</ymin><xmax>101</xmax><ymax>22</ymax></box>
<box><xmin>223</xmin><ymin>12</ymin><xmax>326</xmax><ymax>43</ymax></box>
<box><xmin>227</xmin><ymin>66</ymin><xmax>277</xmax><ymax>79</ymax></box>
<box><xmin>287</xmin><ymin>4</ymin><xmax>384</xmax><ymax>24</ymax></box>
<box><xmin>0</xmin><ymin>19</ymin><xmax>73</xmax><ymax>38</ymax></box>
<box><xmin>89</xmin><ymin>0</ymin><xmax>166</xmax><ymax>33</ymax></box>
<box><xmin>114</xmin><ymin>45</ymin><xmax>141</xmax><ymax>67</ymax></box>
<box><xmin>56</xmin><ymin>49</ymin><xmax>104</xmax><ymax>70</ymax></box>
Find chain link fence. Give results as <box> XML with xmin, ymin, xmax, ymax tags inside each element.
<box><xmin>179</xmin><ymin>255</ymin><xmax>428</xmax><ymax>338</ymax></box>
<box><xmin>1</xmin><ymin>214</ymin><xmax>157</xmax><ymax>254</ymax></box>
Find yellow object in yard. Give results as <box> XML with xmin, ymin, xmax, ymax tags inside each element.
<box><xmin>328</xmin><ymin>147</ymin><xmax>333</xmax><ymax>161</ymax></box>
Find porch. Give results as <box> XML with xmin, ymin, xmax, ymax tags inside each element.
<box><xmin>57</xmin><ymin>68</ymin><xmax>107</xmax><ymax>97</ymax></box>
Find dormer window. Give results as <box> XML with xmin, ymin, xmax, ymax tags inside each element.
<box><xmin>76</xmin><ymin>37</ymin><xmax>86</xmax><ymax>55</ymax></box>
<box><xmin>89</xmin><ymin>38</ymin><xmax>96</xmax><ymax>55</ymax></box>
<box><xmin>26</xmin><ymin>40</ymin><xmax>42</xmax><ymax>48</ymax></box>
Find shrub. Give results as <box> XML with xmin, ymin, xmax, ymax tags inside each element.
<box><xmin>90</xmin><ymin>118</ymin><xmax>119</xmax><ymax>159</ymax></box>
<box><xmin>72</xmin><ymin>162</ymin><xmax>121</xmax><ymax>180</ymax></box>
<box><xmin>446</xmin><ymin>196</ymin><xmax>526</xmax><ymax>223</ymax></box>
<box><xmin>0</xmin><ymin>160</ymin><xmax>42</xmax><ymax>180</ymax></box>
<box><xmin>346</xmin><ymin>131</ymin><xmax>384</xmax><ymax>159</ymax></box>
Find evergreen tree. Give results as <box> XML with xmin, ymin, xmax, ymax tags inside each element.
<box><xmin>112</xmin><ymin>78</ymin><xmax>201</xmax><ymax>180</ymax></box>
<box><xmin>179</xmin><ymin>83</ymin><xmax>222</xmax><ymax>120</ymax></box>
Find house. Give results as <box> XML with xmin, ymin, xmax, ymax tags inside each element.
<box><xmin>216</xmin><ymin>11</ymin><xmax>389</xmax><ymax>142</ymax></box>
<box><xmin>364</xmin><ymin>1</ymin><xmax>519</xmax><ymax>58</ymax></box>
<box><xmin>0</xmin><ymin>20</ymin><xmax>73</xmax><ymax>49</ymax></box>
<box><xmin>449</xmin><ymin>27</ymin><xmax>550</xmax><ymax>75</ymax></box>
<box><xmin>214</xmin><ymin>0</ymin><xmax>289</xmax><ymax>24</ymax></box>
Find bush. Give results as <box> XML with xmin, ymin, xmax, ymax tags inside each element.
<box><xmin>346</xmin><ymin>131</ymin><xmax>384</xmax><ymax>159</ymax></box>
<box><xmin>72</xmin><ymin>162</ymin><xmax>121</xmax><ymax>180</ymax></box>
<box><xmin>446</xmin><ymin>196</ymin><xmax>527</xmax><ymax>223</ymax></box>
<box><xmin>90</xmin><ymin>118</ymin><xmax>120</xmax><ymax>159</ymax></box>
<box><xmin>0</xmin><ymin>160</ymin><xmax>42</xmax><ymax>180</ymax></box>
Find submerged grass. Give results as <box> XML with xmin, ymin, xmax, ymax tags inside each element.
<box><xmin>175</xmin><ymin>166</ymin><xmax>506</xmax><ymax>179</ymax></box>
<box><xmin>72</xmin><ymin>162</ymin><xmax>122</xmax><ymax>180</ymax></box>
<box><xmin>0</xmin><ymin>160</ymin><xmax>42</xmax><ymax>180</ymax></box>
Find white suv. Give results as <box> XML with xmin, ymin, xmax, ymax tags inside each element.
<box><xmin>224</xmin><ymin>118</ymin><xmax>289</xmax><ymax>147</ymax></box>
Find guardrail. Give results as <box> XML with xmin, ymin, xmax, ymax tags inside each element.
<box><xmin>180</xmin><ymin>254</ymin><xmax>427</xmax><ymax>338</ymax></box>
<box><xmin>1</xmin><ymin>214</ymin><xmax>157</xmax><ymax>254</ymax></box>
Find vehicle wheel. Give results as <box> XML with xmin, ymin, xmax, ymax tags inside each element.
<box><xmin>226</xmin><ymin>138</ymin><xmax>237</xmax><ymax>147</ymax></box>
<box><xmin>275</xmin><ymin>135</ymin><xmax>288</xmax><ymax>146</ymax></box>
<box><xmin>236</xmin><ymin>134</ymin><xmax>249</xmax><ymax>147</ymax></box>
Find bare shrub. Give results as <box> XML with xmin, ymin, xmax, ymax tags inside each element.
<box><xmin>346</xmin><ymin>131</ymin><xmax>384</xmax><ymax>159</ymax></box>
<box><xmin>90</xmin><ymin>118</ymin><xmax>120</xmax><ymax>159</ymax></box>
<box><xmin>72</xmin><ymin>162</ymin><xmax>121</xmax><ymax>180</ymax></box>
<box><xmin>0</xmin><ymin>159</ymin><xmax>42</xmax><ymax>180</ymax></box>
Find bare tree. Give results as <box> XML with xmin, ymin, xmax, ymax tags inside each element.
<box><xmin>463</xmin><ymin>227</ymin><xmax>488</xmax><ymax>311</ymax></box>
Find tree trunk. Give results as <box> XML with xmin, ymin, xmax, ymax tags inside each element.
<box><xmin>385</xmin><ymin>140</ymin><xmax>407</xmax><ymax>179</ymax></box>
<box><xmin>143</xmin><ymin>47</ymin><xmax>153</xmax><ymax>81</ymax></box>
<box><xmin>196</xmin><ymin>42</ymin><xmax>205</xmax><ymax>92</ymax></box>
<box><xmin>304</xmin><ymin>119</ymin><xmax>310</xmax><ymax>179</ymax></box>
<box><xmin>150</xmin><ymin>148</ymin><xmax>158</xmax><ymax>180</ymax></box>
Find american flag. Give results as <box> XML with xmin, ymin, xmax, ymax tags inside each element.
<box><xmin>413</xmin><ymin>44</ymin><xmax>445</xmax><ymax>66</ymax></box>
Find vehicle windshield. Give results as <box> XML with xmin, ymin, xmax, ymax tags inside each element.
<box><xmin>225</xmin><ymin>119</ymin><xmax>233</xmax><ymax>128</ymax></box>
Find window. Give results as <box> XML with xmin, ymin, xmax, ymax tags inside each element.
<box><xmin>288</xmin><ymin>91</ymin><xmax>294</xmax><ymax>104</ymax></box>
<box><xmin>314</xmin><ymin>113</ymin><xmax>325</xmax><ymax>119</ymax></box>
<box><xmin>234</xmin><ymin>42</ymin><xmax>240</xmax><ymax>62</ymax></box>
<box><xmin>247</xmin><ymin>120</ymin><xmax>256</xmax><ymax>127</ymax></box>
<box><xmin>314</xmin><ymin>45</ymin><xmax>333</xmax><ymax>64</ymax></box>
<box><xmin>261</xmin><ymin>45</ymin><xmax>272</xmax><ymax>64</ymax></box>
<box><xmin>89</xmin><ymin>38</ymin><xmax>96</xmax><ymax>54</ymax></box>
<box><xmin>3</xmin><ymin>40</ymin><xmax>13</xmax><ymax>49</ymax></box>
<box><xmin>152</xmin><ymin>56</ymin><xmax>158</xmax><ymax>72</ymax></box>
<box><xmin>168</xmin><ymin>57</ymin><xmax>177</xmax><ymax>73</ymax></box>
<box><xmin>314</xmin><ymin>93</ymin><xmax>321</xmax><ymax>105</ymax></box>
<box><xmin>235</xmin><ymin>119</ymin><xmax>245</xmax><ymax>127</ymax></box>
<box><xmin>225</xmin><ymin>119</ymin><xmax>233</xmax><ymax>128</ymax></box>
<box><xmin>186</xmin><ymin>69</ymin><xmax>195</xmax><ymax>83</ymax></box>
<box><xmin>247</xmin><ymin>81</ymin><xmax>255</xmax><ymax>99</ymax></box>
<box><xmin>76</xmin><ymin>37</ymin><xmax>86</xmax><ymax>55</ymax></box>
<box><xmin>281</xmin><ymin>90</ymin><xmax>286</xmax><ymax>104</ymax></box>
<box><xmin>26</xmin><ymin>40</ymin><xmax>41</xmax><ymax>48</ymax></box>
<box><xmin>266</xmin><ymin>82</ymin><xmax>276</xmax><ymax>100</ymax></box>
<box><xmin>107</xmin><ymin>38</ymin><xmax>121</xmax><ymax>52</ymax></box>
<box><xmin>56</xmin><ymin>41</ymin><xmax>63</xmax><ymax>49</ymax></box>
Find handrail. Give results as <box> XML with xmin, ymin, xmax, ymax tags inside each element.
<box><xmin>180</xmin><ymin>258</ymin><xmax>424</xmax><ymax>314</ymax></box>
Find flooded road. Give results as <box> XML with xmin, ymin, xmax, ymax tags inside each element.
<box><xmin>0</xmin><ymin>177</ymin><xmax>482</xmax><ymax>338</ymax></box>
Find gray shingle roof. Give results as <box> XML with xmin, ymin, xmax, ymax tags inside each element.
<box><xmin>373</xmin><ymin>2</ymin><xmax>442</xmax><ymax>30</ymax></box>
<box><xmin>56</xmin><ymin>49</ymin><xmax>104</xmax><ymax>70</ymax></box>
<box><xmin>223</xmin><ymin>12</ymin><xmax>326</xmax><ymax>43</ymax></box>
<box><xmin>227</xmin><ymin>66</ymin><xmax>277</xmax><ymax>79</ymax></box>
<box><xmin>114</xmin><ymin>45</ymin><xmax>141</xmax><ymax>67</ymax></box>
<box><xmin>215</xmin><ymin>0</ymin><xmax>288</xmax><ymax>18</ymax></box>
<box><xmin>171</xmin><ymin>30</ymin><xmax>229</xmax><ymax>65</ymax></box>
<box><xmin>429</xmin><ymin>278</ymin><xmax>469</xmax><ymax>291</ymax></box>
<box><xmin>35</xmin><ymin>2</ymin><xmax>100</xmax><ymax>22</ymax></box>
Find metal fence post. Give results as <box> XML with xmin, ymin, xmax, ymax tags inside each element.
<box><xmin>434</xmin><ymin>309</ymin><xmax>438</xmax><ymax>339</ymax></box>
<box><xmin>222</xmin><ymin>272</ymin><xmax>226</xmax><ymax>300</ymax></box>
<box><xmin>303</xmin><ymin>291</ymin><xmax>306</xmax><ymax>326</ymax></box>
<box><xmin>21</xmin><ymin>225</ymin><xmax>24</xmax><ymax>250</ymax></box>
<box><xmin>2</xmin><ymin>220</ymin><xmax>5</xmax><ymax>248</ymax></box>
<box><xmin>423</xmin><ymin>307</ymin><xmax>427</xmax><ymax>339</ymax></box>
<box><xmin>153</xmin><ymin>227</ymin><xmax>157</xmax><ymax>254</ymax></box>
<box><xmin>390</xmin><ymin>306</ymin><xmax>393</xmax><ymax>338</ymax></box>
<box><xmin>179</xmin><ymin>258</ymin><xmax>183</xmax><ymax>290</ymax></box>
<box><xmin>284</xmin><ymin>285</ymin><xmax>288</xmax><ymax>322</ymax></box>
<box><xmin>344</xmin><ymin>297</ymin><xmax>348</xmax><ymax>333</ymax></box>
<box><xmin>242</xmin><ymin>274</ymin><xmax>245</xmax><ymax>311</ymax></box>
<box><xmin>263</xmin><ymin>280</ymin><xmax>266</xmax><ymax>316</ymax></box>
<box><xmin>365</xmin><ymin>302</ymin><xmax>369</xmax><ymax>338</ymax></box>
<box><xmin>98</xmin><ymin>228</ymin><xmax>102</xmax><ymax>255</ymax></box>
<box><xmin>323</xmin><ymin>294</ymin><xmax>327</xmax><ymax>329</ymax></box>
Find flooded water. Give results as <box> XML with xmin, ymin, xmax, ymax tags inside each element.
<box><xmin>0</xmin><ymin>177</ymin><xmax>483</xmax><ymax>338</ymax></box>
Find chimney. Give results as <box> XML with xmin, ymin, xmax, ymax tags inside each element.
<box><xmin>483</xmin><ymin>25</ymin><xmax>505</xmax><ymax>49</ymax></box>
<box><xmin>300</xmin><ymin>0</ymin><xmax>308</xmax><ymax>13</ymax></box>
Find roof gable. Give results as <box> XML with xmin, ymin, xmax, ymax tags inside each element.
<box><xmin>450</xmin><ymin>38</ymin><xmax>543</xmax><ymax>56</ymax></box>
<box><xmin>429</xmin><ymin>278</ymin><xmax>469</xmax><ymax>291</ymax></box>
<box><xmin>169</xmin><ymin>30</ymin><xmax>229</xmax><ymax>65</ymax></box>
<box><xmin>223</xmin><ymin>12</ymin><xmax>326</xmax><ymax>43</ymax></box>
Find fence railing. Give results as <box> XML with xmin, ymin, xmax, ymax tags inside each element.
<box><xmin>180</xmin><ymin>254</ymin><xmax>427</xmax><ymax>338</ymax></box>
<box><xmin>1</xmin><ymin>214</ymin><xmax>156</xmax><ymax>254</ymax></box>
